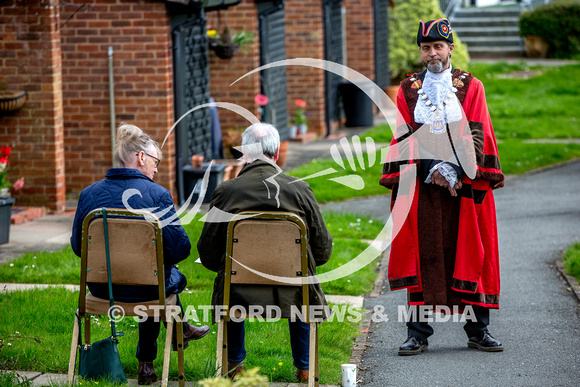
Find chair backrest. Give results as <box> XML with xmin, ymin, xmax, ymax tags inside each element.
<box><xmin>80</xmin><ymin>208</ymin><xmax>164</xmax><ymax>289</ymax></box>
<box><xmin>229</xmin><ymin>218</ymin><xmax>303</xmax><ymax>285</ymax></box>
<box><xmin>223</xmin><ymin>211</ymin><xmax>309</xmax><ymax>319</ymax></box>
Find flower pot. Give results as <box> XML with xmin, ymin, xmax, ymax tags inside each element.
<box><xmin>0</xmin><ymin>90</ymin><xmax>27</xmax><ymax>115</ymax></box>
<box><xmin>386</xmin><ymin>85</ymin><xmax>399</xmax><ymax>106</ymax></box>
<box><xmin>524</xmin><ymin>36</ymin><xmax>549</xmax><ymax>59</ymax></box>
<box><xmin>210</xmin><ymin>42</ymin><xmax>240</xmax><ymax>60</ymax></box>
<box><xmin>289</xmin><ymin>126</ymin><xmax>298</xmax><ymax>139</ymax></box>
<box><xmin>0</xmin><ymin>197</ymin><xmax>15</xmax><ymax>245</ymax></box>
<box><xmin>298</xmin><ymin>124</ymin><xmax>307</xmax><ymax>135</ymax></box>
<box><xmin>276</xmin><ymin>140</ymin><xmax>289</xmax><ymax>168</ymax></box>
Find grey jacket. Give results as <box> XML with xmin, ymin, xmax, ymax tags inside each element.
<box><xmin>197</xmin><ymin>160</ymin><xmax>333</xmax><ymax>320</ymax></box>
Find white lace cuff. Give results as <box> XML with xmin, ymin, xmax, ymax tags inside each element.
<box><xmin>425</xmin><ymin>162</ymin><xmax>458</xmax><ymax>187</ymax></box>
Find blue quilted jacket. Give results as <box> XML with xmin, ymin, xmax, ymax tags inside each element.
<box><xmin>70</xmin><ymin>168</ymin><xmax>191</xmax><ymax>302</ymax></box>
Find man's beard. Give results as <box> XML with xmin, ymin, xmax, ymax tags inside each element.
<box><xmin>426</xmin><ymin>56</ymin><xmax>449</xmax><ymax>73</ymax></box>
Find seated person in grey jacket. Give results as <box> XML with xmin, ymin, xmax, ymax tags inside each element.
<box><xmin>197</xmin><ymin>123</ymin><xmax>333</xmax><ymax>382</ymax></box>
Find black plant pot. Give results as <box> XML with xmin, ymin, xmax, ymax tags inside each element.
<box><xmin>0</xmin><ymin>197</ymin><xmax>14</xmax><ymax>245</ymax></box>
<box><xmin>209</xmin><ymin>42</ymin><xmax>240</xmax><ymax>60</ymax></box>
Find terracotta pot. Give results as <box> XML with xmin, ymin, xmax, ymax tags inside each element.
<box><xmin>276</xmin><ymin>140</ymin><xmax>289</xmax><ymax>168</ymax></box>
<box><xmin>524</xmin><ymin>36</ymin><xmax>549</xmax><ymax>59</ymax></box>
<box><xmin>385</xmin><ymin>85</ymin><xmax>399</xmax><ymax>106</ymax></box>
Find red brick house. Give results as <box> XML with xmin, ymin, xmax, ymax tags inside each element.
<box><xmin>0</xmin><ymin>0</ymin><xmax>388</xmax><ymax>212</ymax></box>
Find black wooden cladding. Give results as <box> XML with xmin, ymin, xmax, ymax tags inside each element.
<box><xmin>258</xmin><ymin>0</ymin><xmax>289</xmax><ymax>140</ymax></box>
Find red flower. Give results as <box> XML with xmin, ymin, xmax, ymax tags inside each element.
<box><xmin>1</xmin><ymin>146</ymin><xmax>11</xmax><ymax>157</ymax></box>
<box><xmin>254</xmin><ymin>94</ymin><xmax>269</xmax><ymax>106</ymax></box>
<box><xmin>295</xmin><ymin>99</ymin><xmax>307</xmax><ymax>108</ymax></box>
<box><xmin>0</xmin><ymin>156</ymin><xmax>8</xmax><ymax>165</ymax></box>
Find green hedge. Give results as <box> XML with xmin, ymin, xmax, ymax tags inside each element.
<box><xmin>519</xmin><ymin>0</ymin><xmax>580</xmax><ymax>58</ymax></box>
<box><xmin>389</xmin><ymin>0</ymin><xmax>470</xmax><ymax>83</ymax></box>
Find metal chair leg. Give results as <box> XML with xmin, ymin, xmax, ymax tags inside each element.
<box><xmin>216</xmin><ymin>319</ymin><xmax>226</xmax><ymax>376</ymax></box>
<box><xmin>176</xmin><ymin>317</ymin><xmax>185</xmax><ymax>387</ymax></box>
<box><xmin>162</xmin><ymin>317</ymin><xmax>174</xmax><ymax>387</ymax></box>
<box><xmin>67</xmin><ymin>311</ymin><xmax>80</xmax><ymax>385</ymax></box>
<box><xmin>308</xmin><ymin>322</ymin><xmax>319</xmax><ymax>387</ymax></box>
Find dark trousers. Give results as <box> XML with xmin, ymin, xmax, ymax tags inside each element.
<box><xmin>227</xmin><ymin>320</ymin><xmax>310</xmax><ymax>370</ymax></box>
<box><xmin>136</xmin><ymin>296</ymin><xmax>183</xmax><ymax>362</ymax></box>
<box><xmin>407</xmin><ymin>305</ymin><xmax>490</xmax><ymax>342</ymax></box>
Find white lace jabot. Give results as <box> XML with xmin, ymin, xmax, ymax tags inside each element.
<box><xmin>414</xmin><ymin>66</ymin><xmax>462</xmax><ymax>125</ymax></box>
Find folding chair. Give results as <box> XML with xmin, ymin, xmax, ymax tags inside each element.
<box><xmin>68</xmin><ymin>208</ymin><xmax>185</xmax><ymax>387</ymax></box>
<box><xmin>216</xmin><ymin>211</ymin><xmax>320</xmax><ymax>387</ymax></box>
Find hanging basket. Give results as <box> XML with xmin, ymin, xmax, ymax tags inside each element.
<box><xmin>0</xmin><ymin>90</ymin><xmax>27</xmax><ymax>115</ymax></box>
<box><xmin>209</xmin><ymin>42</ymin><xmax>240</xmax><ymax>60</ymax></box>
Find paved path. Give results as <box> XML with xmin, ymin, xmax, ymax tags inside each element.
<box><xmin>359</xmin><ymin>161</ymin><xmax>580</xmax><ymax>386</ymax></box>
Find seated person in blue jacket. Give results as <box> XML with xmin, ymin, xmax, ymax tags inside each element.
<box><xmin>71</xmin><ymin>123</ymin><xmax>210</xmax><ymax>385</ymax></box>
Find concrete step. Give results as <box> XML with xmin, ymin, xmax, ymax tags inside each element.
<box><xmin>467</xmin><ymin>46</ymin><xmax>524</xmax><ymax>58</ymax></box>
<box><xmin>454</xmin><ymin>8</ymin><xmax>521</xmax><ymax>19</ymax></box>
<box><xmin>461</xmin><ymin>36</ymin><xmax>523</xmax><ymax>48</ymax></box>
<box><xmin>452</xmin><ymin>26</ymin><xmax>520</xmax><ymax>37</ymax></box>
<box><xmin>451</xmin><ymin>16</ymin><xmax>520</xmax><ymax>28</ymax></box>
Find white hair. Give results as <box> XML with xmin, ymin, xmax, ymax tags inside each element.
<box><xmin>241</xmin><ymin>123</ymin><xmax>280</xmax><ymax>160</ymax></box>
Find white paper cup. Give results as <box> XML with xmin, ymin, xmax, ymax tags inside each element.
<box><xmin>341</xmin><ymin>364</ymin><xmax>357</xmax><ymax>387</ymax></box>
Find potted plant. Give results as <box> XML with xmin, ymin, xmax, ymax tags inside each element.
<box><xmin>0</xmin><ymin>90</ymin><xmax>27</xmax><ymax>115</ymax></box>
<box><xmin>207</xmin><ymin>24</ymin><xmax>255</xmax><ymax>60</ymax></box>
<box><xmin>292</xmin><ymin>99</ymin><xmax>308</xmax><ymax>135</ymax></box>
<box><xmin>221</xmin><ymin>127</ymin><xmax>244</xmax><ymax>159</ymax></box>
<box><xmin>0</xmin><ymin>146</ymin><xmax>24</xmax><ymax>245</ymax></box>
<box><xmin>519</xmin><ymin>2</ymin><xmax>580</xmax><ymax>59</ymax></box>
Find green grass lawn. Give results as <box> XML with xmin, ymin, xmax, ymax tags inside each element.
<box><xmin>0</xmin><ymin>211</ymin><xmax>385</xmax><ymax>385</ymax></box>
<box><xmin>498</xmin><ymin>140</ymin><xmax>580</xmax><ymax>174</ymax></box>
<box><xmin>0</xmin><ymin>211</ymin><xmax>384</xmax><ymax>297</ymax></box>
<box><xmin>287</xmin><ymin>150</ymin><xmax>388</xmax><ymax>204</ymax></box>
<box><xmin>0</xmin><ymin>288</ymin><xmax>359</xmax><ymax>385</ymax></box>
<box><xmin>468</xmin><ymin>62</ymin><xmax>580</xmax><ymax>140</ymax></box>
<box><xmin>563</xmin><ymin>243</ymin><xmax>580</xmax><ymax>282</ymax></box>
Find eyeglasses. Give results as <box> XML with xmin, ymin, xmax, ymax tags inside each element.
<box><xmin>136</xmin><ymin>151</ymin><xmax>161</xmax><ymax>168</ymax></box>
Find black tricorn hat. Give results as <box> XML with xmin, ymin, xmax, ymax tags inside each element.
<box><xmin>417</xmin><ymin>18</ymin><xmax>453</xmax><ymax>46</ymax></box>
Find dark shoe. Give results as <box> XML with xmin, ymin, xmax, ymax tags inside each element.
<box><xmin>468</xmin><ymin>331</ymin><xmax>503</xmax><ymax>352</ymax></box>
<box><xmin>172</xmin><ymin>322</ymin><xmax>211</xmax><ymax>351</ymax></box>
<box><xmin>227</xmin><ymin>364</ymin><xmax>244</xmax><ymax>379</ymax></box>
<box><xmin>138</xmin><ymin>360</ymin><xmax>157</xmax><ymax>385</ymax></box>
<box><xmin>296</xmin><ymin>369</ymin><xmax>309</xmax><ymax>382</ymax></box>
<box><xmin>398</xmin><ymin>336</ymin><xmax>428</xmax><ymax>356</ymax></box>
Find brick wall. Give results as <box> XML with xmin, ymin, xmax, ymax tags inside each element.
<box><xmin>0</xmin><ymin>0</ymin><xmax>66</xmax><ymax>212</ymax></box>
<box><xmin>343</xmin><ymin>0</ymin><xmax>375</xmax><ymax>80</ymax></box>
<box><xmin>285</xmin><ymin>0</ymin><xmax>326</xmax><ymax>136</ymax></box>
<box><xmin>60</xmin><ymin>0</ymin><xmax>176</xmax><ymax>198</ymax></box>
<box><xmin>206</xmin><ymin>0</ymin><xmax>261</xmax><ymax>133</ymax></box>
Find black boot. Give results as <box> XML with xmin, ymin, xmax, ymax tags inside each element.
<box><xmin>398</xmin><ymin>336</ymin><xmax>428</xmax><ymax>356</ymax></box>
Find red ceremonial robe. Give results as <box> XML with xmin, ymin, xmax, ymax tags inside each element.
<box><xmin>380</xmin><ymin>69</ymin><xmax>504</xmax><ymax>309</ymax></box>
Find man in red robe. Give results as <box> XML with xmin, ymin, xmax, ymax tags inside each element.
<box><xmin>380</xmin><ymin>18</ymin><xmax>504</xmax><ymax>355</ymax></box>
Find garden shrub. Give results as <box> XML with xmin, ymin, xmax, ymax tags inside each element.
<box><xmin>389</xmin><ymin>0</ymin><xmax>470</xmax><ymax>83</ymax></box>
<box><xmin>519</xmin><ymin>0</ymin><xmax>580</xmax><ymax>58</ymax></box>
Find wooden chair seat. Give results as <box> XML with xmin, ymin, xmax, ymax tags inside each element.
<box><xmin>84</xmin><ymin>292</ymin><xmax>179</xmax><ymax>317</ymax></box>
